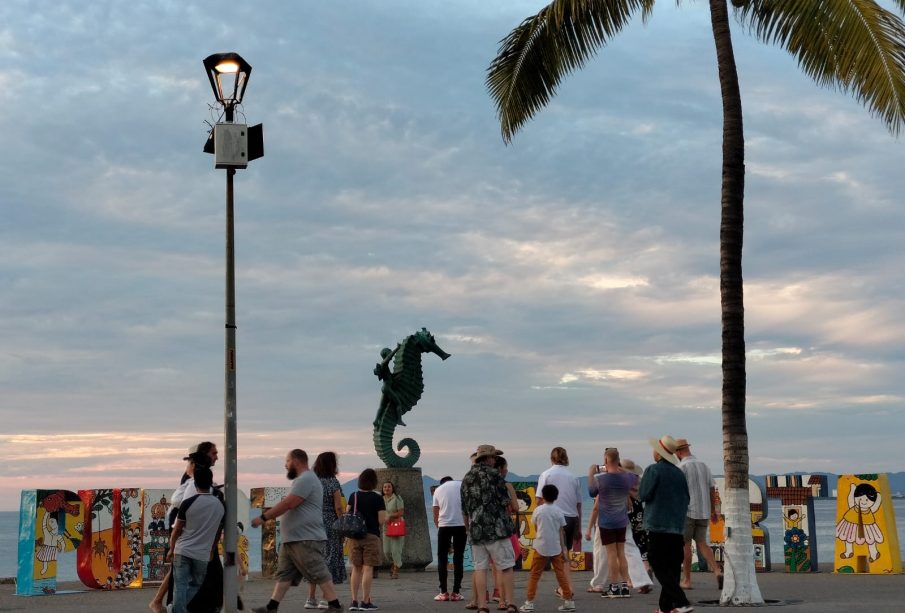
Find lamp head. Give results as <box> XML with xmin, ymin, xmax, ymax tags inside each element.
<box><xmin>203</xmin><ymin>52</ymin><xmax>252</xmax><ymax>114</ymax></box>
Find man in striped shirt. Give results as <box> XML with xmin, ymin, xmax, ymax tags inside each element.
<box><xmin>675</xmin><ymin>438</ymin><xmax>722</xmax><ymax>590</ymax></box>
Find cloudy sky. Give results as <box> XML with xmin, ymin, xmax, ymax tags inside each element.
<box><xmin>1</xmin><ymin>1</ymin><xmax>904</xmax><ymax>510</ymax></box>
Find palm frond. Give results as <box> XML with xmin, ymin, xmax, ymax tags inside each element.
<box><xmin>738</xmin><ymin>0</ymin><xmax>905</xmax><ymax>134</ymax></box>
<box><xmin>487</xmin><ymin>0</ymin><xmax>650</xmax><ymax>143</ymax></box>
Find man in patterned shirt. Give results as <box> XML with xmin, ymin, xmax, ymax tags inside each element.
<box><xmin>460</xmin><ymin>444</ymin><xmax>516</xmax><ymax>613</ymax></box>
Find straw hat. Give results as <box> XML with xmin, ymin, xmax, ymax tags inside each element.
<box><xmin>472</xmin><ymin>444</ymin><xmax>504</xmax><ymax>461</ymax></box>
<box><xmin>675</xmin><ymin>438</ymin><xmax>691</xmax><ymax>451</ymax></box>
<box><xmin>621</xmin><ymin>458</ymin><xmax>643</xmax><ymax>477</ymax></box>
<box><xmin>648</xmin><ymin>435</ymin><xmax>679</xmax><ymax>465</ymax></box>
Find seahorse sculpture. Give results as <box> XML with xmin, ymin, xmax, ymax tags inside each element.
<box><xmin>372</xmin><ymin>328</ymin><xmax>450</xmax><ymax>468</ymax></box>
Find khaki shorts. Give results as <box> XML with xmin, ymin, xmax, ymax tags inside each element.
<box><xmin>275</xmin><ymin>540</ymin><xmax>331</xmax><ymax>585</ymax></box>
<box><xmin>471</xmin><ymin>537</ymin><xmax>515</xmax><ymax>571</ymax></box>
<box><xmin>349</xmin><ymin>533</ymin><xmax>382</xmax><ymax>567</ymax></box>
<box><xmin>684</xmin><ymin>517</ymin><xmax>709</xmax><ymax>544</ymax></box>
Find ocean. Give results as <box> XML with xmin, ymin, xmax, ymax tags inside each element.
<box><xmin>3</xmin><ymin>498</ymin><xmax>904</xmax><ymax>581</ymax></box>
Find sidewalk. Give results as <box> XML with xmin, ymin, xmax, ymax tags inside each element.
<box><xmin>1</xmin><ymin>567</ymin><xmax>902</xmax><ymax>612</ymax></box>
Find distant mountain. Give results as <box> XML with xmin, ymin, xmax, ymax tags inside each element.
<box><xmin>342</xmin><ymin>470</ymin><xmax>905</xmax><ymax>504</ymax></box>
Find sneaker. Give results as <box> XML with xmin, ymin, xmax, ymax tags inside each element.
<box><xmin>326</xmin><ymin>604</ymin><xmax>344</xmax><ymax>613</ymax></box>
<box><xmin>306</xmin><ymin>598</ymin><xmax>320</xmax><ymax>609</ymax></box>
<box><xmin>435</xmin><ymin>593</ymin><xmax>451</xmax><ymax>602</ymax></box>
<box><xmin>492</xmin><ymin>590</ymin><xmax>501</xmax><ymax>603</ymax></box>
<box><xmin>361</xmin><ymin>603</ymin><xmax>379</xmax><ymax>611</ymax></box>
<box><xmin>518</xmin><ymin>601</ymin><xmax>535</xmax><ymax>612</ymax></box>
<box><xmin>558</xmin><ymin>600</ymin><xmax>576</xmax><ymax>612</ymax></box>
<box><xmin>450</xmin><ymin>593</ymin><xmax>465</xmax><ymax>602</ymax></box>
<box><xmin>620</xmin><ymin>584</ymin><xmax>631</xmax><ymax>598</ymax></box>
<box><xmin>603</xmin><ymin>584</ymin><xmax>621</xmax><ymax>599</ymax></box>
<box><xmin>349</xmin><ymin>601</ymin><xmax>361</xmax><ymax>611</ymax></box>
<box><xmin>319</xmin><ymin>601</ymin><xmax>330</xmax><ymax>609</ymax></box>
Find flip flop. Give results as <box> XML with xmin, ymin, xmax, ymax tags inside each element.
<box><xmin>466</xmin><ymin>603</ymin><xmax>479</xmax><ymax>610</ymax></box>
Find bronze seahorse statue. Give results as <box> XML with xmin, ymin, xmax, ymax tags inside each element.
<box><xmin>372</xmin><ymin>328</ymin><xmax>450</xmax><ymax>468</ymax></box>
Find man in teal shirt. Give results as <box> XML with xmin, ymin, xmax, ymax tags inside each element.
<box><xmin>639</xmin><ymin>436</ymin><xmax>691</xmax><ymax>613</ymax></box>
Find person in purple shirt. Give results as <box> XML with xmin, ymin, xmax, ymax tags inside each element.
<box><xmin>587</xmin><ymin>448</ymin><xmax>638</xmax><ymax>599</ymax></box>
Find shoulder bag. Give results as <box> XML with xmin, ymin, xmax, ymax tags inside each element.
<box><xmin>332</xmin><ymin>491</ymin><xmax>367</xmax><ymax>539</ymax></box>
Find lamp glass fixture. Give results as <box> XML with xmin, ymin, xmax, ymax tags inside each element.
<box><xmin>203</xmin><ymin>52</ymin><xmax>252</xmax><ymax>108</ymax></box>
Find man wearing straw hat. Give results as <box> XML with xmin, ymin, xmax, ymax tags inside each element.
<box><xmin>461</xmin><ymin>444</ymin><xmax>517</xmax><ymax>613</ymax></box>
<box><xmin>639</xmin><ymin>435</ymin><xmax>692</xmax><ymax>613</ymax></box>
<box><xmin>675</xmin><ymin>438</ymin><xmax>723</xmax><ymax>591</ymax></box>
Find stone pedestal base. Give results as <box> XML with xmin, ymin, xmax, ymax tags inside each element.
<box><xmin>377</xmin><ymin>467</ymin><xmax>431</xmax><ymax>570</ymax></box>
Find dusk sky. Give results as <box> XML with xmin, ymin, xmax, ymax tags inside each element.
<box><xmin>2</xmin><ymin>1</ymin><xmax>904</xmax><ymax>510</ymax></box>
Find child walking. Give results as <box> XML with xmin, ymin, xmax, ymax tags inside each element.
<box><xmin>519</xmin><ymin>485</ymin><xmax>575</xmax><ymax>612</ymax></box>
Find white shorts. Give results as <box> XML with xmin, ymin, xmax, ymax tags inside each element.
<box><xmin>472</xmin><ymin>537</ymin><xmax>516</xmax><ymax>571</ymax></box>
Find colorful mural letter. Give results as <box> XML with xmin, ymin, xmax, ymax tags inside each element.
<box><xmin>16</xmin><ymin>489</ymin><xmax>85</xmax><ymax>595</ymax></box>
<box><xmin>766</xmin><ymin>474</ymin><xmax>819</xmax><ymax>573</ymax></box>
<box><xmin>77</xmin><ymin>488</ymin><xmax>144</xmax><ymax>589</ymax></box>
<box><xmin>141</xmin><ymin>488</ymin><xmax>174</xmax><ymax>585</ymax></box>
<box><xmin>713</xmin><ymin>478</ymin><xmax>770</xmax><ymax>572</ymax></box>
<box><xmin>251</xmin><ymin>486</ymin><xmax>290</xmax><ymax>578</ymax></box>
<box><xmin>833</xmin><ymin>474</ymin><xmax>902</xmax><ymax>574</ymax></box>
<box><xmin>510</xmin><ymin>482</ymin><xmax>537</xmax><ymax>571</ymax></box>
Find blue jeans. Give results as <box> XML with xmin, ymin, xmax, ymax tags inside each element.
<box><xmin>173</xmin><ymin>554</ymin><xmax>209</xmax><ymax>613</ymax></box>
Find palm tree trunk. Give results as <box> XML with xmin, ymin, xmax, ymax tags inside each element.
<box><xmin>708</xmin><ymin>0</ymin><xmax>763</xmax><ymax>604</ymax></box>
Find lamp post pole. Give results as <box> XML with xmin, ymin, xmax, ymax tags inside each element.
<box><xmin>223</xmin><ymin>160</ymin><xmax>238</xmax><ymax>612</ymax></box>
<box><xmin>203</xmin><ymin>52</ymin><xmax>259</xmax><ymax>613</ymax></box>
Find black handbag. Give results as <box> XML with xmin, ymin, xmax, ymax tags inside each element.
<box><xmin>332</xmin><ymin>491</ymin><xmax>367</xmax><ymax>539</ymax></box>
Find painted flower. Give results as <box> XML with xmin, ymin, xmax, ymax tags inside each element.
<box><xmin>784</xmin><ymin>527</ymin><xmax>807</xmax><ymax>550</ymax></box>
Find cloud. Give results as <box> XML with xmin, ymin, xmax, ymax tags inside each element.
<box><xmin>1</xmin><ymin>0</ymin><xmax>905</xmax><ymax>509</ymax></box>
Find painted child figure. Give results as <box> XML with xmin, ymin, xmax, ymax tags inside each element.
<box><xmin>835</xmin><ymin>482</ymin><xmax>884</xmax><ymax>562</ymax></box>
<box><xmin>36</xmin><ymin>512</ymin><xmax>65</xmax><ymax>576</ymax></box>
<box><xmin>518</xmin><ymin>484</ymin><xmax>575</xmax><ymax>613</ymax></box>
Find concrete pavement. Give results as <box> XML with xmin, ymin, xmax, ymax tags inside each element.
<box><xmin>1</xmin><ymin>566</ymin><xmax>903</xmax><ymax>612</ymax></box>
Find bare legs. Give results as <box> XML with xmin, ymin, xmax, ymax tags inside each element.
<box><xmin>682</xmin><ymin>540</ymin><xmax>721</xmax><ymax>588</ymax></box>
<box><xmin>350</xmin><ymin>564</ymin><xmax>374</xmax><ymax>604</ymax></box>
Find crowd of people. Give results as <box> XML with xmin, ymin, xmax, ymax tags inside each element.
<box><xmin>150</xmin><ymin>436</ymin><xmax>721</xmax><ymax>613</ymax></box>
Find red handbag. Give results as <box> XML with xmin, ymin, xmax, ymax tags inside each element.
<box><xmin>386</xmin><ymin>518</ymin><xmax>406</xmax><ymax>537</ymax></box>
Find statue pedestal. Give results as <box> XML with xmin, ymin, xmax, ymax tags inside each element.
<box><xmin>377</xmin><ymin>467</ymin><xmax>431</xmax><ymax>570</ymax></box>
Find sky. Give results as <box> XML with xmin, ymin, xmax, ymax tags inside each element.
<box><xmin>1</xmin><ymin>1</ymin><xmax>904</xmax><ymax>511</ymax></box>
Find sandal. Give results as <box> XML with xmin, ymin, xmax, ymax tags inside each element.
<box><xmin>466</xmin><ymin>603</ymin><xmax>479</xmax><ymax>611</ymax></box>
<box><xmin>497</xmin><ymin>602</ymin><xmax>508</xmax><ymax>611</ymax></box>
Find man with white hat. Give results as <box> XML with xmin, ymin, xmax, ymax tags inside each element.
<box><xmin>639</xmin><ymin>435</ymin><xmax>692</xmax><ymax>613</ymax></box>
<box><xmin>675</xmin><ymin>438</ymin><xmax>722</xmax><ymax>590</ymax></box>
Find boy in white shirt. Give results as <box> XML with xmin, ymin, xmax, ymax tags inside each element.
<box><xmin>519</xmin><ymin>485</ymin><xmax>575</xmax><ymax>612</ymax></box>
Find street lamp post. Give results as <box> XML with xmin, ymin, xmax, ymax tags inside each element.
<box><xmin>203</xmin><ymin>52</ymin><xmax>262</xmax><ymax>613</ymax></box>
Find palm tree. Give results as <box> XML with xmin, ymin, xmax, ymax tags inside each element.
<box><xmin>487</xmin><ymin>0</ymin><xmax>905</xmax><ymax>604</ymax></box>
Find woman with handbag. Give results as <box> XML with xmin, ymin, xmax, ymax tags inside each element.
<box><xmin>381</xmin><ymin>481</ymin><xmax>405</xmax><ymax>579</ymax></box>
<box><xmin>348</xmin><ymin>468</ymin><xmax>386</xmax><ymax>611</ymax></box>
<box><xmin>305</xmin><ymin>452</ymin><xmax>347</xmax><ymax>609</ymax></box>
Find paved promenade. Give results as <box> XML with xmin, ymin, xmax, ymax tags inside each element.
<box><xmin>1</xmin><ymin>566</ymin><xmax>902</xmax><ymax>612</ymax></box>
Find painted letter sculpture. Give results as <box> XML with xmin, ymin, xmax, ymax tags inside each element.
<box><xmin>833</xmin><ymin>474</ymin><xmax>902</xmax><ymax>574</ymax></box>
<box><xmin>373</xmin><ymin>328</ymin><xmax>450</xmax><ymax>468</ymax></box>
